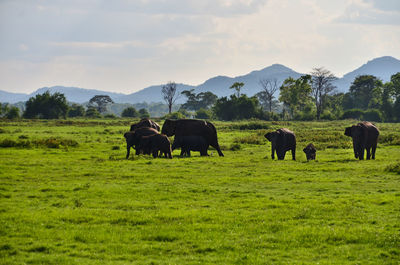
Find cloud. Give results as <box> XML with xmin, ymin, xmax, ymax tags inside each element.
<box><xmin>335</xmin><ymin>0</ymin><xmax>400</xmax><ymax>25</ymax></box>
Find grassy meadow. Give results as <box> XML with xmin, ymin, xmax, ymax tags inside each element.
<box><xmin>0</xmin><ymin>119</ymin><xmax>400</xmax><ymax>264</ymax></box>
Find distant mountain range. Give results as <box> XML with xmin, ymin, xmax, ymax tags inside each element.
<box><xmin>1</xmin><ymin>56</ymin><xmax>399</xmax><ymax>104</ymax></box>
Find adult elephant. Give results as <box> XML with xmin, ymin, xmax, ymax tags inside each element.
<box><xmin>344</xmin><ymin>121</ymin><xmax>379</xmax><ymax>160</ymax></box>
<box><xmin>162</xmin><ymin>119</ymin><xmax>224</xmax><ymax>157</ymax></box>
<box><xmin>130</xmin><ymin>118</ymin><xmax>160</xmax><ymax>132</ymax></box>
<box><xmin>264</xmin><ymin>128</ymin><xmax>296</xmax><ymax>160</ymax></box>
<box><xmin>124</xmin><ymin>127</ymin><xmax>159</xmax><ymax>159</ymax></box>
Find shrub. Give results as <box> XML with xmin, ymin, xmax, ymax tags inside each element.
<box><xmin>164</xmin><ymin>112</ymin><xmax>186</xmax><ymax>120</ymax></box>
<box><xmin>195</xmin><ymin>108</ymin><xmax>212</xmax><ymax>119</ymax></box>
<box><xmin>229</xmin><ymin>143</ymin><xmax>242</xmax><ymax>151</ymax></box>
<box><xmin>104</xmin><ymin>114</ymin><xmax>117</xmax><ymax>119</ymax></box>
<box><xmin>362</xmin><ymin>109</ymin><xmax>383</xmax><ymax>122</ymax></box>
<box><xmin>6</xmin><ymin>107</ymin><xmax>20</xmax><ymax>119</ymax></box>
<box><xmin>230</xmin><ymin>121</ymin><xmax>270</xmax><ymax>130</ymax></box>
<box><xmin>320</xmin><ymin>110</ymin><xmax>335</xmax><ymax>121</ymax></box>
<box><xmin>342</xmin><ymin>109</ymin><xmax>364</xmax><ymax>119</ymax></box>
<box><xmin>121</xmin><ymin>107</ymin><xmax>138</xmax><ymax>118</ymax></box>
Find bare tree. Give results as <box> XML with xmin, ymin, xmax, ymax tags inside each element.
<box><xmin>311</xmin><ymin>67</ymin><xmax>337</xmax><ymax>120</ymax></box>
<box><xmin>258</xmin><ymin>78</ymin><xmax>279</xmax><ymax>112</ymax></box>
<box><xmin>162</xmin><ymin>82</ymin><xmax>179</xmax><ymax>114</ymax></box>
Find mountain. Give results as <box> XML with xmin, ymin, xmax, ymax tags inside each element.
<box><xmin>334</xmin><ymin>56</ymin><xmax>400</xmax><ymax>92</ymax></box>
<box><xmin>1</xmin><ymin>56</ymin><xmax>399</xmax><ymax>104</ymax></box>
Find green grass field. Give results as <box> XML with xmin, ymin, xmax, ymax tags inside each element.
<box><xmin>1</xmin><ymin>119</ymin><xmax>399</xmax><ymax>264</ymax></box>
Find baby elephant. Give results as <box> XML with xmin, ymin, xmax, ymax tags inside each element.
<box><xmin>140</xmin><ymin>134</ymin><xmax>173</xmax><ymax>159</ymax></box>
<box><xmin>172</xmin><ymin>135</ymin><xmax>209</xmax><ymax>157</ymax></box>
<box><xmin>303</xmin><ymin>143</ymin><xmax>316</xmax><ymax>161</ymax></box>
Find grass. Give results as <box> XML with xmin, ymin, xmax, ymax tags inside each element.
<box><xmin>0</xmin><ymin>119</ymin><xmax>399</xmax><ymax>264</ymax></box>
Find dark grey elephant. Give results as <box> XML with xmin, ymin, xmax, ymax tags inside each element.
<box><xmin>139</xmin><ymin>134</ymin><xmax>172</xmax><ymax>159</ymax></box>
<box><xmin>303</xmin><ymin>143</ymin><xmax>316</xmax><ymax>161</ymax></box>
<box><xmin>344</xmin><ymin>121</ymin><xmax>379</xmax><ymax>160</ymax></box>
<box><xmin>264</xmin><ymin>128</ymin><xmax>296</xmax><ymax>160</ymax></box>
<box><xmin>171</xmin><ymin>135</ymin><xmax>209</xmax><ymax>157</ymax></box>
<box><xmin>162</xmin><ymin>119</ymin><xmax>224</xmax><ymax>156</ymax></box>
<box><xmin>124</xmin><ymin>127</ymin><xmax>159</xmax><ymax>159</ymax></box>
<box><xmin>130</xmin><ymin>118</ymin><xmax>160</xmax><ymax>132</ymax></box>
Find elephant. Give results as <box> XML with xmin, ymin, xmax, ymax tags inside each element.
<box><xmin>124</xmin><ymin>127</ymin><xmax>159</xmax><ymax>159</ymax></box>
<box><xmin>130</xmin><ymin>118</ymin><xmax>160</xmax><ymax>132</ymax></box>
<box><xmin>161</xmin><ymin>119</ymin><xmax>224</xmax><ymax>157</ymax></box>
<box><xmin>171</xmin><ymin>135</ymin><xmax>209</xmax><ymax>157</ymax></box>
<box><xmin>344</xmin><ymin>121</ymin><xmax>379</xmax><ymax>160</ymax></box>
<box><xmin>139</xmin><ymin>134</ymin><xmax>172</xmax><ymax>159</ymax></box>
<box><xmin>303</xmin><ymin>143</ymin><xmax>316</xmax><ymax>161</ymax></box>
<box><xmin>264</xmin><ymin>128</ymin><xmax>296</xmax><ymax>160</ymax></box>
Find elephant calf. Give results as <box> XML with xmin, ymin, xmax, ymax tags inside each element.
<box><xmin>303</xmin><ymin>143</ymin><xmax>316</xmax><ymax>161</ymax></box>
<box><xmin>172</xmin><ymin>135</ymin><xmax>209</xmax><ymax>157</ymax></box>
<box><xmin>124</xmin><ymin>127</ymin><xmax>159</xmax><ymax>159</ymax></box>
<box><xmin>140</xmin><ymin>134</ymin><xmax>172</xmax><ymax>159</ymax></box>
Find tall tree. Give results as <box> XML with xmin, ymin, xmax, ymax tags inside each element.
<box><xmin>349</xmin><ymin>75</ymin><xmax>383</xmax><ymax>110</ymax></box>
<box><xmin>230</xmin><ymin>82</ymin><xmax>244</xmax><ymax>97</ymax></box>
<box><xmin>23</xmin><ymin>91</ymin><xmax>68</xmax><ymax>119</ymax></box>
<box><xmin>279</xmin><ymin>75</ymin><xmax>312</xmax><ymax>118</ymax></box>
<box><xmin>257</xmin><ymin>78</ymin><xmax>279</xmax><ymax>112</ymax></box>
<box><xmin>162</xmin><ymin>82</ymin><xmax>178</xmax><ymax>114</ymax></box>
<box><xmin>181</xmin><ymin>90</ymin><xmax>217</xmax><ymax>111</ymax></box>
<box><xmin>390</xmin><ymin>72</ymin><xmax>400</xmax><ymax>121</ymax></box>
<box><xmin>311</xmin><ymin>67</ymin><xmax>337</xmax><ymax>120</ymax></box>
<box><xmin>89</xmin><ymin>95</ymin><xmax>114</xmax><ymax>113</ymax></box>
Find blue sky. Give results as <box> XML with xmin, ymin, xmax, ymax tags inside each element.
<box><xmin>1</xmin><ymin>0</ymin><xmax>399</xmax><ymax>94</ymax></box>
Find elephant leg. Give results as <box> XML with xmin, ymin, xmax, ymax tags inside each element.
<box><xmin>292</xmin><ymin>148</ymin><xmax>296</xmax><ymax>160</ymax></box>
<box><xmin>126</xmin><ymin>146</ymin><xmax>131</xmax><ymax>159</ymax></box>
<box><xmin>187</xmin><ymin>149</ymin><xmax>191</xmax><ymax>157</ymax></box>
<box><xmin>271</xmin><ymin>146</ymin><xmax>275</xmax><ymax>160</ymax></box>
<box><xmin>366</xmin><ymin>147</ymin><xmax>371</xmax><ymax>160</ymax></box>
<box><xmin>359</xmin><ymin>148</ymin><xmax>364</xmax><ymax>160</ymax></box>
<box><xmin>371</xmin><ymin>143</ymin><xmax>377</xmax><ymax>159</ymax></box>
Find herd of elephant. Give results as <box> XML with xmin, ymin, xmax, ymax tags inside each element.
<box><xmin>124</xmin><ymin>118</ymin><xmax>380</xmax><ymax>161</ymax></box>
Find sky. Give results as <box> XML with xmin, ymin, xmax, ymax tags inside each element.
<box><xmin>0</xmin><ymin>0</ymin><xmax>399</xmax><ymax>94</ymax></box>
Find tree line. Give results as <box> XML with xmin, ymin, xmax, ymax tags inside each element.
<box><xmin>1</xmin><ymin>70</ymin><xmax>399</xmax><ymax>122</ymax></box>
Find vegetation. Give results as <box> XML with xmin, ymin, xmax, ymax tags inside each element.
<box><xmin>1</xmin><ymin>119</ymin><xmax>399</xmax><ymax>264</ymax></box>
<box><xmin>23</xmin><ymin>91</ymin><xmax>68</xmax><ymax>119</ymax></box>
<box><xmin>88</xmin><ymin>95</ymin><xmax>114</xmax><ymax>114</ymax></box>
<box><xmin>121</xmin><ymin>107</ymin><xmax>138</xmax><ymax>118</ymax></box>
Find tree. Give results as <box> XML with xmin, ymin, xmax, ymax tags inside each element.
<box><xmin>388</xmin><ymin>72</ymin><xmax>400</xmax><ymax>121</ymax></box>
<box><xmin>279</xmin><ymin>75</ymin><xmax>312</xmax><ymax>119</ymax></box>
<box><xmin>230</xmin><ymin>82</ymin><xmax>244</xmax><ymax>97</ymax></box>
<box><xmin>311</xmin><ymin>67</ymin><xmax>337</xmax><ymax>120</ymax></box>
<box><xmin>85</xmin><ymin>106</ymin><xmax>101</xmax><ymax>118</ymax></box>
<box><xmin>6</xmin><ymin>106</ymin><xmax>20</xmax><ymax>119</ymax></box>
<box><xmin>181</xmin><ymin>90</ymin><xmax>218</xmax><ymax>111</ymax></box>
<box><xmin>162</xmin><ymin>82</ymin><xmax>178</xmax><ymax>114</ymax></box>
<box><xmin>349</xmin><ymin>75</ymin><xmax>383</xmax><ymax>110</ymax></box>
<box><xmin>23</xmin><ymin>91</ymin><xmax>68</xmax><ymax>119</ymax></box>
<box><xmin>68</xmin><ymin>104</ymin><xmax>85</xmax><ymax>117</ymax></box>
<box><xmin>213</xmin><ymin>95</ymin><xmax>261</xmax><ymax>121</ymax></box>
<box><xmin>121</xmin><ymin>107</ymin><xmax>138</xmax><ymax>118</ymax></box>
<box><xmin>195</xmin><ymin>108</ymin><xmax>213</xmax><ymax>119</ymax></box>
<box><xmin>89</xmin><ymin>95</ymin><xmax>114</xmax><ymax>113</ymax></box>
<box><xmin>257</xmin><ymin>78</ymin><xmax>279</xmax><ymax>112</ymax></box>
<box><xmin>138</xmin><ymin>108</ymin><xmax>150</xmax><ymax>118</ymax></box>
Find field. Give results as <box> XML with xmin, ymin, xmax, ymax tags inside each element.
<box><xmin>1</xmin><ymin>119</ymin><xmax>400</xmax><ymax>264</ymax></box>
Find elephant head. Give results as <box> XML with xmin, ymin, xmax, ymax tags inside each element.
<box><xmin>344</xmin><ymin>125</ymin><xmax>365</xmax><ymax>159</ymax></box>
<box><xmin>161</xmin><ymin>119</ymin><xmax>176</xmax><ymax>136</ymax></box>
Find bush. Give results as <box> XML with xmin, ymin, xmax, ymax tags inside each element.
<box><xmin>342</xmin><ymin>109</ymin><xmax>364</xmax><ymax>119</ymax></box>
<box><xmin>229</xmin><ymin>143</ymin><xmax>242</xmax><ymax>151</ymax></box>
<box><xmin>195</xmin><ymin>108</ymin><xmax>212</xmax><ymax>119</ymax></box>
<box><xmin>85</xmin><ymin>107</ymin><xmax>101</xmax><ymax>118</ymax></box>
<box><xmin>320</xmin><ymin>110</ymin><xmax>335</xmax><ymax>121</ymax></box>
<box><xmin>121</xmin><ymin>107</ymin><xmax>138</xmax><ymax>118</ymax></box>
<box><xmin>230</xmin><ymin>121</ymin><xmax>270</xmax><ymax>130</ymax></box>
<box><xmin>138</xmin><ymin>108</ymin><xmax>150</xmax><ymax>118</ymax></box>
<box><xmin>362</xmin><ymin>109</ymin><xmax>383</xmax><ymax>122</ymax></box>
<box><xmin>164</xmin><ymin>112</ymin><xmax>186</xmax><ymax>119</ymax></box>
<box><xmin>104</xmin><ymin>114</ymin><xmax>117</xmax><ymax>119</ymax></box>
<box><xmin>68</xmin><ymin>104</ymin><xmax>85</xmax><ymax>117</ymax></box>
<box><xmin>6</xmin><ymin>107</ymin><xmax>20</xmax><ymax>119</ymax></box>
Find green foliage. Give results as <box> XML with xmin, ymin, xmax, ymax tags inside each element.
<box><xmin>85</xmin><ymin>106</ymin><xmax>101</xmax><ymax>118</ymax></box>
<box><xmin>121</xmin><ymin>107</ymin><xmax>138</xmax><ymax>118</ymax></box>
<box><xmin>363</xmin><ymin>109</ymin><xmax>383</xmax><ymax>122</ymax></box>
<box><xmin>229</xmin><ymin>82</ymin><xmax>244</xmax><ymax>97</ymax></box>
<box><xmin>138</xmin><ymin>108</ymin><xmax>150</xmax><ymax>118</ymax></box>
<box><xmin>213</xmin><ymin>95</ymin><xmax>262</xmax><ymax>121</ymax></box>
<box><xmin>88</xmin><ymin>95</ymin><xmax>114</xmax><ymax>113</ymax></box>
<box><xmin>23</xmin><ymin>91</ymin><xmax>68</xmax><ymax>119</ymax></box>
<box><xmin>67</xmin><ymin>104</ymin><xmax>85</xmax><ymax>117</ymax></box>
<box><xmin>164</xmin><ymin>111</ymin><xmax>186</xmax><ymax>119</ymax></box>
<box><xmin>5</xmin><ymin>106</ymin><xmax>20</xmax><ymax>119</ymax></box>
<box><xmin>342</xmin><ymin>109</ymin><xmax>364</xmax><ymax>120</ymax></box>
<box><xmin>181</xmin><ymin>90</ymin><xmax>217</xmax><ymax>111</ymax></box>
<box><xmin>195</xmin><ymin>108</ymin><xmax>213</xmax><ymax>119</ymax></box>
<box><xmin>1</xmin><ymin>119</ymin><xmax>400</xmax><ymax>264</ymax></box>
<box><xmin>349</xmin><ymin>75</ymin><xmax>383</xmax><ymax>110</ymax></box>
<box><xmin>279</xmin><ymin>75</ymin><xmax>313</xmax><ymax>118</ymax></box>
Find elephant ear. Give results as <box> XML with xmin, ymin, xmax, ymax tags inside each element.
<box><xmin>344</xmin><ymin>127</ymin><xmax>352</xmax><ymax>137</ymax></box>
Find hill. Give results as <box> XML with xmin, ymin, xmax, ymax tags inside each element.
<box><xmin>1</xmin><ymin>56</ymin><xmax>399</xmax><ymax>104</ymax></box>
